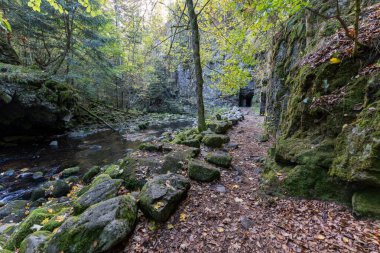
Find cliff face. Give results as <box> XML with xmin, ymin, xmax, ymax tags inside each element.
<box><xmin>263</xmin><ymin>2</ymin><xmax>380</xmax><ymax>217</ymax></box>
<box><xmin>0</xmin><ymin>63</ymin><xmax>78</xmax><ymax>138</ymax></box>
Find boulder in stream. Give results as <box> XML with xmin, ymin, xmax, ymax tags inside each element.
<box><xmin>46</xmin><ymin>195</ymin><xmax>137</xmax><ymax>253</ymax></box>
<box><xmin>0</xmin><ymin>200</ymin><xmax>28</xmax><ymax>223</ymax></box>
<box><xmin>19</xmin><ymin>230</ymin><xmax>52</xmax><ymax>253</ymax></box>
<box><xmin>74</xmin><ymin>175</ymin><xmax>122</xmax><ymax>214</ymax></box>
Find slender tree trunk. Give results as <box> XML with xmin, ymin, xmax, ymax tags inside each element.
<box><xmin>186</xmin><ymin>0</ymin><xmax>206</xmax><ymax>132</ymax></box>
<box><xmin>353</xmin><ymin>0</ymin><xmax>361</xmax><ymax>56</ymax></box>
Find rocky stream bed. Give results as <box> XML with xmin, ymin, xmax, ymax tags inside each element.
<box><xmin>0</xmin><ymin>107</ymin><xmax>245</xmax><ymax>252</ymax></box>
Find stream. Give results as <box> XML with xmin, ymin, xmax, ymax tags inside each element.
<box><xmin>0</xmin><ymin>115</ymin><xmax>195</xmax><ymax>203</ymax></box>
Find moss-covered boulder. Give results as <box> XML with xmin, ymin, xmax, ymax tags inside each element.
<box><xmin>188</xmin><ymin>160</ymin><xmax>221</xmax><ymax>182</ymax></box>
<box><xmin>83</xmin><ymin>166</ymin><xmax>101</xmax><ymax>184</ymax></box>
<box><xmin>103</xmin><ymin>164</ymin><xmax>124</xmax><ymax>179</ymax></box>
<box><xmin>74</xmin><ymin>177</ymin><xmax>122</xmax><ymax>214</ymax></box>
<box><xmin>0</xmin><ymin>200</ymin><xmax>27</xmax><ymax>223</ymax></box>
<box><xmin>202</xmin><ymin>134</ymin><xmax>230</xmax><ymax>148</ymax></box>
<box><xmin>46</xmin><ymin>195</ymin><xmax>137</xmax><ymax>253</ymax></box>
<box><xmin>178</xmin><ymin>139</ymin><xmax>201</xmax><ymax>148</ymax></box>
<box><xmin>206</xmin><ymin>152</ymin><xmax>233</xmax><ymax>168</ymax></box>
<box><xmin>61</xmin><ymin>166</ymin><xmax>80</xmax><ymax>178</ymax></box>
<box><xmin>19</xmin><ymin>230</ymin><xmax>52</xmax><ymax>253</ymax></box>
<box><xmin>138</xmin><ymin>173</ymin><xmax>190</xmax><ymax>222</ymax></box>
<box><xmin>161</xmin><ymin>147</ymin><xmax>200</xmax><ymax>173</ymax></box>
<box><xmin>138</xmin><ymin>143</ymin><xmax>163</xmax><ymax>152</ymax></box>
<box><xmin>40</xmin><ymin>180</ymin><xmax>71</xmax><ymax>198</ymax></box>
<box><xmin>214</xmin><ymin>121</ymin><xmax>233</xmax><ymax>134</ymax></box>
<box><xmin>352</xmin><ymin>190</ymin><xmax>380</xmax><ymax>218</ymax></box>
<box><xmin>5</xmin><ymin>206</ymin><xmax>66</xmax><ymax>250</ymax></box>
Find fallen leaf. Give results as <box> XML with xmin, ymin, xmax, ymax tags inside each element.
<box><xmin>316</xmin><ymin>234</ymin><xmax>325</xmax><ymax>240</ymax></box>
<box><xmin>330</xmin><ymin>57</ymin><xmax>341</xmax><ymax>64</ymax></box>
<box><xmin>217</xmin><ymin>227</ymin><xmax>224</xmax><ymax>233</ymax></box>
<box><xmin>153</xmin><ymin>201</ymin><xmax>165</xmax><ymax>210</ymax></box>
<box><xmin>167</xmin><ymin>223</ymin><xmax>174</xmax><ymax>229</ymax></box>
<box><xmin>55</xmin><ymin>215</ymin><xmax>65</xmax><ymax>223</ymax></box>
<box><xmin>41</xmin><ymin>218</ymin><xmax>50</xmax><ymax>225</ymax></box>
<box><xmin>179</xmin><ymin>213</ymin><xmax>187</xmax><ymax>222</ymax></box>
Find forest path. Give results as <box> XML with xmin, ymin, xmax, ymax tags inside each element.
<box><xmin>128</xmin><ymin>109</ymin><xmax>379</xmax><ymax>252</ymax></box>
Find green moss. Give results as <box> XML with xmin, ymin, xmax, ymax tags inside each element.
<box><xmin>281</xmin><ymin>165</ymin><xmax>349</xmax><ymax>202</ymax></box>
<box><xmin>19</xmin><ymin>230</ymin><xmax>52</xmax><ymax>253</ymax></box>
<box><xmin>4</xmin><ymin>207</ymin><xmax>58</xmax><ymax>250</ymax></box>
<box><xmin>188</xmin><ymin>160</ymin><xmax>220</xmax><ymax>182</ymax></box>
<box><xmin>103</xmin><ymin>164</ymin><xmax>124</xmax><ymax>179</ymax></box>
<box><xmin>61</xmin><ymin>166</ymin><xmax>80</xmax><ymax>178</ymax></box>
<box><xmin>138</xmin><ymin>143</ymin><xmax>163</xmax><ymax>152</ymax></box>
<box><xmin>202</xmin><ymin>134</ymin><xmax>230</xmax><ymax>148</ymax></box>
<box><xmin>352</xmin><ymin>190</ymin><xmax>380</xmax><ymax>218</ymax></box>
<box><xmin>205</xmin><ymin>152</ymin><xmax>232</xmax><ymax>168</ymax></box>
<box><xmin>83</xmin><ymin>166</ymin><xmax>100</xmax><ymax>184</ymax></box>
<box><xmin>330</xmin><ymin>102</ymin><xmax>380</xmax><ymax>186</ymax></box>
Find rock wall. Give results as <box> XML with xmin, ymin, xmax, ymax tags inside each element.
<box><xmin>0</xmin><ymin>63</ymin><xmax>78</xmax><ymax>138</ymax></box>
<box><xmin>263</xmin><ymin>2</ymin><xmax>380</xmax><ymax>217</ymax></box>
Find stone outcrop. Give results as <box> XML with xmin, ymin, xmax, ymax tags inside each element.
<box><xmin>263</xmin><ymin>2</ymin><xmax>380</xmax><ymax>217</ymax></box>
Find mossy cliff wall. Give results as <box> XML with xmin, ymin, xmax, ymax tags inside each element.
<box><xmin>0</xmin><ymin>63</ymin><xmax>78</xmax><ymax>137</ymax></box>
<box><xmin>263</xmin><ymin>2</ymin><xmax>380</xmax><ymax>218</ymax></box>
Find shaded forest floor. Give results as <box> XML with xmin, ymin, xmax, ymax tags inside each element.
<box><xmin>128</xmin><ymin>109</ymin><xmax>380</xmax><ymax>252</ymax></box>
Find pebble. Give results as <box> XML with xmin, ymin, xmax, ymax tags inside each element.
<box><xmin>240</xmin><ymin>216</ymin><xmax>253</xmax><ymax>230</ymax></box>
<box><xmin>214</xmin><ymin>184</ymin><xmax>227</xmax><ymax>193</ymax></box>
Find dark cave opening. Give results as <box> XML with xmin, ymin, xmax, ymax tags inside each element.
<box><xmin>239</xmin><ymin>89</ymin><xmax>254</xmax><ymax>107</ymax></box>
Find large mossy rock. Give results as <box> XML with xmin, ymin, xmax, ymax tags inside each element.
<box><xmin>46</xmin><ymin>195</ymin><xmax>137</xmax><ymax>253</ymax></box>
<box><xmin>215</xmin><ymin>121</ymin><xmax>232</xmax><ymax>134</ymax></box>
<box><xmin>202</xmin><ymin>134</ymin><xmax>230</xmax><ymax>148</ymax></box>
<box><xmin>0</xmin><ymin>200</ymin><xmax>27</xmax><ymax>223</ymax></box>
<box><xmin>61</xmin><ymin>166</ymin><xmax>80</xmax><ymax>178</ymax></box>
<box><xmin>138</xmin><ymin>174</ymin><xmax>190</xmax><ymax>222</ymax></box>
<box><xmin>206</xmin><ymin>152</ymin><xmax>232</xmax><ymax>168</ymax></box>
<box><xmin>161</xmin><ymin>147</ymin><xmax>200</xmax><ymax>173</ymax></box>
<box><xmin>19</xmin><ymin>231</ymin><xmax>52</xmax><ymax>253</ymax></box>
<box><xmin>330</xmin><ymin>102</ymin><xmax>380</xmax><ymax>187</ymax></box>
<box><xmin>352</xmin><ymin>190</ymin><xmax>380</xmax><ymax>218</ymax></box>
<box><xmin>74</xmin><ymin>176</ymin><xmax>122</xmax><ymax>213</ymax></box>
<box><xmin>188</xmin><ymin>160</ymin><xmax>221</xmax><ymax>182</ymax></box>
<box><xmin>5</xmin><ymin>206</ymin><xmax>67</xmax><ymax>250</ymax></box>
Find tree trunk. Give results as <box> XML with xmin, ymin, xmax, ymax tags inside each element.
<box><xmin>186</xmin><ymin>0</ymin><xmax>206</xmax><ymax>132</ymax></box>
<box><xmin>353</xmin><ymin>0</ymin><xmax>361</xmax><ymax>56</ymax></box>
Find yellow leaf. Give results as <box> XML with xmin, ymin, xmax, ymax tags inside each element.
<box><xmin>316</xmin><ymin>234</ymin><xmax>325</xmax><ymax>240</ymax></box>
<box><xmin>55</xmin><ymin>216</ymin><xmax>65</xmax><ymax>223</ymax></box>
<box><xmin>153</xmin><ymin>201</ymin><xmax>165</xmax><ymax>210</ymax></box>
<box><xmin>179</xmin><ymin>213</ymin><xmax>187</xmax><ymax>222</ymax></box>
<box><xmin>48</xmin><ymin>209</ymin><xmax>54</xmax><ymax>213</ymax></box>
<box><xmin>167</xmin><ymin>223</ymin><xmax>174</xmax><ymax>229</ymax></box>
<box><xmin>330</xmin><ymin>57</ymin><xmax>341</xmax><ymax>64</ymax></box>
<box><xmin>53</xmin><ymin>228</ymin><xmax>59</xmax><ymax>234</ymax></box>
<box><xmin>21</xmin><ymin>168</ymin><xmax>29</xmax><ymax>172</ymax></box>
<box><xmin>41</xmin><ymin>218</ymin><xmax>50</xmax><ymax>225</ymax></box>
<box><xmin>342</xmin><ymin>237</ymin><xmax>349</xmax><ymax>243</ymax></box>
<box><xmin>217</xmin><ymin>227</ymin><xmax>224</xmax><ymax>233</ymax></box>
<box><xmin>232</xmin><ymin>185</ymin><xmax>239</xmax><ymax>189</ymax></box>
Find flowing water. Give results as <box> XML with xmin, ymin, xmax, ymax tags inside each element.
<box><xmin>0</xmin><ymin>117</ymin><xmax>195</xmax><ymax>203</ymax></box>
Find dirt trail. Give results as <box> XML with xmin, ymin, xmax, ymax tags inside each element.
<box><xmin>129</xmin><ymin>109</ymin><xmax>380</xmax><ymax>252</ymax></box>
